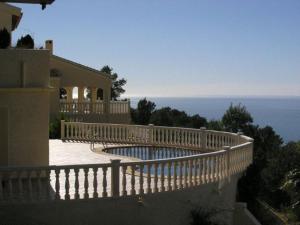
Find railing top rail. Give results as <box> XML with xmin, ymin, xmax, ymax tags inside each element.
<box><xmin>63</xmin><ymin>121</ymin><xmax>248</xmax><ymax>139</ymax></box>
<box><xmin>0</xmin><ymin>162</ymin><xmax>112</xmax><ymax>172</ymax></box>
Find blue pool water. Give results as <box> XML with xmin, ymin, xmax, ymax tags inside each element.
<box><xmin>105</xmin><ymin>146</ymin><xmax>198</xmax><ymax>160</ymax></box>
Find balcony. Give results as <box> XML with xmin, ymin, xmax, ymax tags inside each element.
<box><xmin>59</xmin><ymin>100</ymin><xmax>130</xmax><ymax>115</ymax></box>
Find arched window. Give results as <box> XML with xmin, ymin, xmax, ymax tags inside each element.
<box><xmin>84</xmin><ymin>87</ymin><xmax>92</xmax><ymax>101</ymax></box>
<box><xmin>97</xmin><ymin>88</ymin><xmax>104</xmax><ymax>100</ymax></box>
<box><xmin>72</xmin><ymin>87</ymin><xmax>78</xmax><ymax>101</ymax></box>
<box><xmin>59</xmin><ymin>88</ymin><xmax>67</xmax><ymax>99</ymax></box>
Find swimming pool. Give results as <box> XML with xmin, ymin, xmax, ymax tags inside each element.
<box><xmin>104</xmin><ymin>146</ymin><xmax>213</xmax><ymax>176</ymax></box>
<box><xmin>104</xmin><ymin>146</ymin><xmax>199</xmax><ymax>160</ymax></box>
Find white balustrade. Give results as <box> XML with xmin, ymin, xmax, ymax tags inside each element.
<box><xmin>59</xmin><ymin>100</ymin><xmax>130</xmax><ymax>115</ymax></box>
<box><xmin>0</xmin><ymin>122</ymin><xmax>253</xmax><ymax>203</ymax></box>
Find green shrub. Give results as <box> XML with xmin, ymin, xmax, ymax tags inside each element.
<box><xmin>49</xmin><ymin>114</ymin><xmax>65</xmax><ymax>139</ymax></box>
<box><xmin>0</xmin><ymin>28</ymin><xmax>10</xmax><ymax>49</ymax></box>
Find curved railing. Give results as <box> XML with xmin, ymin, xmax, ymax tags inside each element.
<box><xmin>0</xmin><ymin>122</ymin><xmax>253</xmax><ymax>203</ymax></box>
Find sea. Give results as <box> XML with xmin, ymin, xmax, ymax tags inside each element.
<box><xmin>130</xmin><ymin>97</ymin><xmax>300</xmax><ymax>143</ymax></box>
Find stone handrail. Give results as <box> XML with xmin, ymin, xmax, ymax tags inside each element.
<box><xmin>0</xmin><ymin>122</ymin><xmax>253</xmax><ymax>203</ymax></box>
<box><xmin>61</xmin><ymin>122</ymin><xmax>244</xmax><ymax>150</ymax></box>
<box><xmin>59</xmin><ymin>100</ymin><xmax>130</xmax><ymax>115</ymax></box>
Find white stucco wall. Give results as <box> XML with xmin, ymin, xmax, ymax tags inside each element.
<box><xmin>0</xmin><ymin>3</ymin><xmax>21</xmax><ymax>35</ymax></box>
<box><xmin>0</xmin><ymin>175</ymin><xmax>240</xmax><ymax>225</ymax></box>
<box><xmin>0</xmin><ymin>49</ymin><xmax>50</xmax><ymax>166</ymax></box>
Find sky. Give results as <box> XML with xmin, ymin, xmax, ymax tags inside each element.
<box><xmin>11</xmin><ymin>0</ymin><xmax>300</xmax><ymax>97</ymax></box>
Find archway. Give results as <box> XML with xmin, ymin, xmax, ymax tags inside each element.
<box><xmin>84</xmin><ymin>87</ymin><xmax>92</xmax><ymax>101</ymax></box>
<box><xmin>97</xmin><ymin>88</ymin><xmax>104</xmax><ymax>101</ymax></box>
<box><xmin>72</xmin><ymin>87</ymin><xmax>78</xmax><ymax>101</ymax></box>
<box><xmin>59</xmin><ymin>88</ymin><xmax>67</xmax><ymax>99</ymax></box>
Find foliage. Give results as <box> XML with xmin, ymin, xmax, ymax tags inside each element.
<box><xmin>16</xmin><ymin>34</ymin><xmax>34</xmax><ymax>49</ymax></box>
<box><xmin>100</xmin><ymin>65</ymin><xmax>127</xmax><ymax>100</ymax></box>
<box><xmin>189</xmin><ymin>207</ymin><xmax>224</xmax><ymax>225</ymax></box>
<box><xmin>222</xmin><ymin>103</ymin><xmax>253</xmax><ymax>132</ymax></box>
<box><xmin>49</xmin><ymin>115</ymin><xmax>65</xmax><ymax>139</ymax></box>
<box><xmin>0</xmin><ymin>28</ymin><xmax>10</xmax><ymax>49</ymax></box>
<box><xmin>131</xmin><ymin>99</ymin><xmax>300</xmax><ymax>218</ymax></box>
<box><xmin>59</xmin><ymin>88</ymin><xmax>67</xmax><ymax>99</ymax></box>
<box><xmin>131</xmin><ymin>98</ymin><xmax>156</xmax><ymax>125</ymax></box>
<box><xmin>131</xmin><ymin>99</ymin><xmax>207</xmax><ymax>128</ymax></box>
<box><xmin>281</xmin><ymin>169</ymin><xmax>300</xmax><ymax>219</ymax></box>
<box><xmin>207</xmin><ymin>120</ymin><xmax>224</xmax><ymax>131</ymax></box>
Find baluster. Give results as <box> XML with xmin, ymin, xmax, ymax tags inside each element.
<box><xmin>167</xmin><ymin>162</ymin><xmax>172</xmax><ymax>191</ymax></box>
<box><xmin>147</xmin><ymin>164</ymin><xmax>152</xmax><ymax>194</ymax></box>
<box><xmin>222</xmin><ymin>153</ymin><xmax>227</xmax><ymax>180</ymax></box>
<box><xmin>154</xmin><ymin>163</ymin><xmax>158</xmax><ymax>193</ymax></box>
<box><xmin>17</xmin><ymin>171</ymin><xmax>23</xmax><ymax>201</ymax></box>
<box><xmin>93</xmin><ymin>167</ymin><xmax>98</xmax><ymax>198</ymax></box>
<box><xmin>84</xmin><ymin>168</ymin><xmax>89</xmax><ymax>199</ymax></box>
<box><xmin>189</xmin><ymin>160</ymin><xmax>193</xmax><ymax>187</ymax></box>
<box><xmin>64</xmin><ymin>168</ymin><xmax>70</xmax><ymax>200</ymax></box>
<box><xmin>160</xmin><ymin>163</ymin><xmax>165</xmax><ymax>192</ymax></box>
<box><xmin>158</xmin><ymin>129</ymin><xmax>161</xmax><ymax>144</ymax></box>
<box><xmin>179</xmin><ymin>161</ymin><xmax>183</xmax><ymax>189</ymax></box>
<box><xmin>54</xmin><ymin>169</ymin><xmax>60</xmax><ymax>200</ymax></box>
<box><xmin>74</xmin><ymin>168</ymin><xmax>80</xmax><ymax>199</ymax></box>
<box><xmin>203</xmin><ymin>158</ymin><xmax>207</xmax><ymax>184</ymax></box>
<box><xmin>36</xmin><ymin>170</ymin><xmax>43</xmax><ymax>200</ymax></box>
<box><xmin>139</xmin><ymin>164</ymin><xmax>144</xmax><ymax>195</ymax></box>
<box><xmin>210</xmin><ymin>156</ymin><xmax>214</xmax><ymax>182</ymax></box>
<box><xmin>70</xmin><ymin>124</ymin><xmax>73</xmax><ymax>138</ymax></box>
<box><xmin>218</xmin><ymin>154</ymin><xmax>222</xmax><ymax>180</ymax></box>
<box><xmin>74</xmin><ymin>123</ymin><xmax>77</xmax><ymax>139</ymax></box>
<box><xmin>194</xmin><ymin>159</ymin><xmax>198</xmax><ymax>185</ymax></box>
<box><xmin>102</xmin><ymin>167</ymin><xmax>108</xmax><ymax>197</ymax></box>
<box><xmin>198</xmin><ymin>158</ymin><xmax>202</xmax><ymax>184</ymax></box>
<box><xmin>0</xmin><ymin>173</ymin><xmax>3</xmax><ymax>201</ymax></box>
<box><xmin>45</xmin><ymin>170</ymin><xmax>51</xmax><ymax>200</ymax></box>
<box><xmin>122</xmin><ymin>165</ymin><xmax>127</xmax><ymax>196</ymax></box>
<box><xmin>184</xmin><ymin>161</ymin><xmax>188</xmax><ymax>188</ymax></box>
<box><xmin>131</xmin><ymin>165</ymin><xmax>136</xmax><ymax>195</ymax></box>
<box><xmin>173</xmin><ymin>161</ymin><xmax>177</xmax><ymax>190</ymax></box>
<box><xmin>7</xmin><ymin>173</ymin><xmax>13</xmax><ymax>200</ymax></box>
<box><xmin>214</xmin><ymin>156</ymin><xmax>218</xmax><ymax>181</ymax></box>
<box><xmin>207</xmin><ymin>156</ymin><xmax>212</xmax><ymax>183</ymax></box>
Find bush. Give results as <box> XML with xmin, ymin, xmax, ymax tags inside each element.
<box><xmin>16</xmin><ymin>34</ymin><xmax>34</xmax><ymax>49</ymax></box>
<box><xmin>49</xmin><ymin>114</ymin><xmax>65</xmax><ymax>139</ymax></box>
<box><xmin>0</xmin><ymin>28</ymin><xmax>10</xmax><ymax>49</ymax></box>
<box><xmin>190</xmin><ymin>207</ymin><xmax>224</xmax><ymax>225</ymax></box>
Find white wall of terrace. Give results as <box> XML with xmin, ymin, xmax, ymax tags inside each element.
<box><xmin>0</xmin><ymin>133</ymin><xmax>253</xmax><ymax>225</ymax></box>
<box><xmin>0</xmin><ymin>49</ymin><xmax>51</xmax><ymax>166</ymax></box>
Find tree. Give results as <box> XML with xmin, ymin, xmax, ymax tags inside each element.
<box><xmin>0</xmin><ymin>28</ymin><xmax>10</xmax><ymax>49</ymax></box>
<box><xmin>131</xmin><ymin>98</ymin><xmax>156</xmax><ymax>125</ymax></box>
<box><xmin>16</xmin><ymin>34</ymin><xmax>34</xmax><ymax>49</ymax></box>
<box><xmin>281</xmin><ymin>169</ymin><xmax>300</xmax><ymax>219</ymax></box>
<box><xmin>150</xmin><ymin>107</ymin><xmax>174</xmax><ymax>127</ymax></box>
<box><xmin>187</xmin><ymin>114</ymin><xmax>207</xmax><ymax>129</ymax></box>
<box><xmin>222</xmin><ymin>103</ymin><xmax>253</xmax><ymax>132</ymax></box>
<box><xmin>59</xmin><ymin>88</ymin><xmax>67</xmax><ymax>99</ymax></box>
<box><xmin>100</xmin><ymin>65</ymin><xmax>127</xmax><ymax>100</ymax></box>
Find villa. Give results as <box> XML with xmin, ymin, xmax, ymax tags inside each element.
<box><xmin>0</xmin><ymin>1</ymin><xmax>258</xmax><ymax>225</ymax></box>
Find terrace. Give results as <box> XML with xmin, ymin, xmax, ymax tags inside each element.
<box><xmin>0</xmin><ymin>122</ymin><xmax>253</xmax><ymax>202</ymax></box>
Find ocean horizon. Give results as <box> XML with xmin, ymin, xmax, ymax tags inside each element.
<box><xmin>130</xmin><ymin>96</ymin><xmax>300</xmax><ymax>143</ymax></box>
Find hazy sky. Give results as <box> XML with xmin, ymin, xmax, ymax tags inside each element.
<box><xmin>12</xmin><ymin>0</ymin><xmax>300</xmax><ymax>97</ymax></box>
